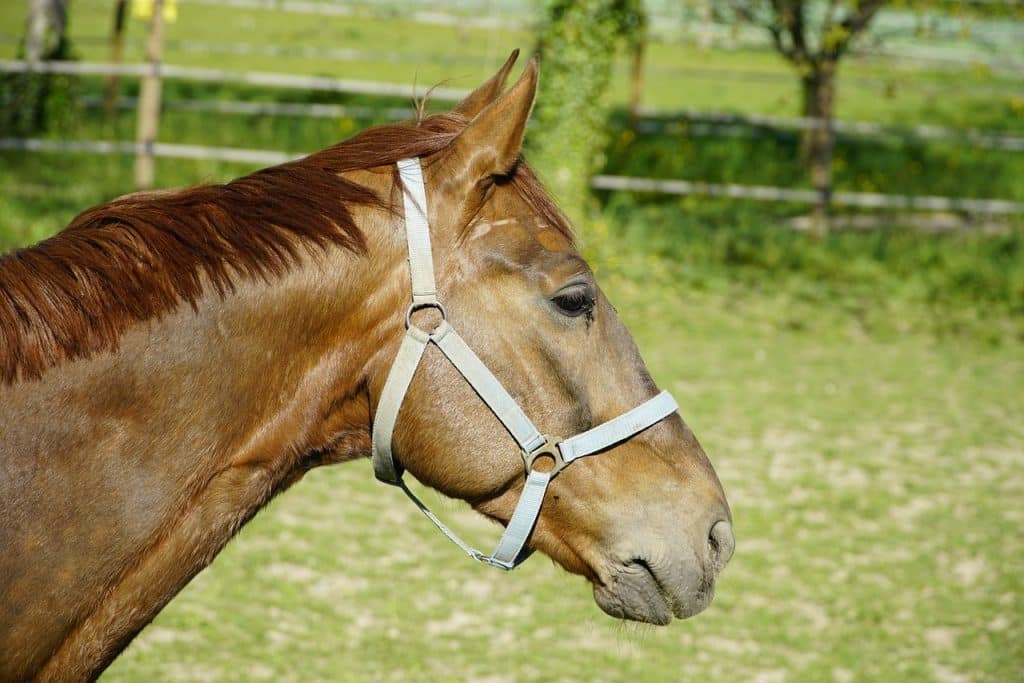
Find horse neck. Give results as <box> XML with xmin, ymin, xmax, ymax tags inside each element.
<box><xmin>0</xmin><ymin>209</ymin><xmax>407</xmax><ymax>680</ymax></box>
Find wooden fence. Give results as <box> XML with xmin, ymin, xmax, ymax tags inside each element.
<box><xmin>5</xmin><ymin>136</ymin><xmax>1024</xmax><ymax>216</ymax></box>
<box><xmin>0</xmin><ymin>59</ymin><xmax>471</xmax><ymax>100</ymax></box>
<box><xmin>3</xmin><ymin>0</ymin><xmax>1023</xmax><ymax>217</ymax></box>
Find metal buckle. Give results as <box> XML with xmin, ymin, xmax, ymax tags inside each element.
<box><xmin>405</xmin><ymin>301</ymin><xmax>448</xmax><ymax>334</ymax></box>
<box><xmin>523</xmin><ymin>435</ymin><xmax>567</xmax><ymax>479</ymax></box>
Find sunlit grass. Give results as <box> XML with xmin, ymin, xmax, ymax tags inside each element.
<box><xmin>92</xmin><ymin>268</ymin><xmax>1023</xmax><ymax>683</ymax></box>
<box><xmin>1</xmin><ymin>148</ymin><xmax>1021</xmax><ymax>683</ymax></box>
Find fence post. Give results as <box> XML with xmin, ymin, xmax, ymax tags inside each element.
<box><xmin>25</xmin><ymin>0</ymin><xmax>49</xmax><ymax>64</ymax></box>
<box><xmin>134</xmin><ymin>0</ymin><xmax>166</xmax><ymax>189</ymax></box>
<box><xmin>104</xmin><ymin>0</ymin><xmax>128</xmax><ymax>121</ymax></box>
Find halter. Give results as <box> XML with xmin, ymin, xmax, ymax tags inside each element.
<box><xmin>370</xmin><ymin>158</ymin><xmax>680</xmax><ymax>570</ymax></box>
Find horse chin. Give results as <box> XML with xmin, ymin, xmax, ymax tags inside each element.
<box><xmin>591</xmin><ymin>558</ymin><xmax>715</xmax><ymax>625</ymax></box>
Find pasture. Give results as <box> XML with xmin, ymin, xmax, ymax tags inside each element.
<box><xmin>2</xmin><ymin>153</ymin><xmax>1022</xmax><ymax>681</ymax></box>
<box><xmin>2</xmin><ymin>1</ymin><xmax>1023</xmax><ymax>680</ymax></box>
<box><xmin>124</xmin><ymin>301</ymin><xmax>1020</xmax><ymax>682</ymax></box>
<box><xmin>101</xmin><ymin>270</ymin><xmax>1022</xmax><ymax>682</ymax></box>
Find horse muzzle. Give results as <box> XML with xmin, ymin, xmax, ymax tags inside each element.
<box><xmin>592</xmin><ymin>519</ymin><xmax>735</xmax><ymax>624</ymax></box>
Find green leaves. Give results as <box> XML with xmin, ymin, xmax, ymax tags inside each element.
<box><xmin>527</xmin><ymin>0</ymin><xmax>647</xmax><ymax>229</ymax></box>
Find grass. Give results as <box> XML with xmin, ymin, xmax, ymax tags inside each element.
<box><xmin>1</xmin><ymin>146</ymin><xmax>1022</xmax><ymax>683</ymax></box>
<box><xmin>1</xmin><ymin>2</ymin><xmax>1023</xmax><ymax>680</ymax></box>
<box><xmin>88</xmin><ymin>268</ymin><xmax>1022</xmax><ymax>683</ymax></box>
<box><xmin>603</xmin><ymin>114</ymin><xmax>1024</xmax><ymax>202</ymax></box>
<box><xmin>589</xmin><ymin>201</ymin><xmax>1024</xmax><ymax>341</ymax></box>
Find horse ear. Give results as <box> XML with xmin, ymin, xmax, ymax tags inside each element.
<box><xmin>453</xmin><ymin>49</ymin><xmax>520</xmax><ymax>119</ymax></box>
<box><xmin>446</xmin><ymin>55</ymin><xmax>538</xmax><ymax>183</ymax></box>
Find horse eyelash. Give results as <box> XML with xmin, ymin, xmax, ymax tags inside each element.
<box><xmin>553</xmin><ymin>290</ymin><xmax>595</xmax><ymax>317</ymax></box>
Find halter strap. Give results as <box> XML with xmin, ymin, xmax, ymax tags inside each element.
<box><xmin>559</xmin><ymin>390</ymin><xmax>678</xmax><ymax>462</ymax></box>
<box><xmin>371</xmin><ymin>157</ymin><xmax>680</xmax><ymax>570</ymax></box>
<box><xmin>431</xmin><ymin>321</ymin><xmax>546</xmax><ymax>454</ymax></box>
<box><xmin>397</xmin><ymin>158</ymin><xmax>438</xmax><ymax>305</ymax></box>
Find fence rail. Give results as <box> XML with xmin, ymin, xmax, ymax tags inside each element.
<box><xmin>5</xmin><ymin>35</ymin><xmax>1020</xmax><ymax>98</ymax></box>
<box><xmin>4</xmin><ymin>59</ymin><xmax>1022</xmax><ymax>153</ymax></box>
<box><xmin>591</xmin><ymin>175</ymin><xmax>1024</xmax><ymax>215</ymax></box>
<box><xmin>0</xmin><ymin>137</ymin><xmax>299</xmax><ymax>165</ymax></box>
<box><xmin>0</xmin><ymin>60</ymin><xmax>470</xmax><ymax>100</ymax></box>
<box><xmin>87</xmin><ymin>95</ymin><xmax>416</xmax><ymax>120</ymax></box>
<box><xmin>636</xmin><ymin>108</ymin><xmax>1024</xmax><ymax>152</ymax></box>
<box><xmin>4</xmin><ymin>137</ymin><xmax>1022</xmax><ymax>216</ymax></box>
<box><xmin>181</xmin><ymin>0</ymin><xmax>524</xmax><ymax>29</ymax></box>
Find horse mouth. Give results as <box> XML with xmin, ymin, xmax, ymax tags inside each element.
<box><xmin>591</xmin><ymin>557</ymin><xmax>715</xmax><ymax>625</ymax></box>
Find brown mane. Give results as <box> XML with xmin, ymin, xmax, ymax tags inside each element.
<box><xmin>0</xmin><ymin>113</ymin><xmax>571</xmax><ymax>384</ymax></box>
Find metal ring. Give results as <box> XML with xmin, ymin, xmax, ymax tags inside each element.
<box><xmin>523</xmin><ymin>435</ymin><xmax>567</xmax><ymax>478</ymax></box>
<box><xmin>405</xmin><ymin>301</ymin><xmax>448</xmax><ymax>333</ymax></box>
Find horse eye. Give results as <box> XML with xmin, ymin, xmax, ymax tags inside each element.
<box><xmin>551</xmin><ymin>288</ymin><xmax>595</xmax><ymax>318</ymax></box>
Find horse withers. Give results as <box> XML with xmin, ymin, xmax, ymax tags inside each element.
<box><xmin>0</xmin><ymin>52</ymin><xmax>732</xmax><ymax>680</ymax></box>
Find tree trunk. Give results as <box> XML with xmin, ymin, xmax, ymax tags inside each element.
<box><xmin>628</xmin><ymin>37</ymin><xmax>645</xmax><ymax>128</ymax></box>
<box><xmin>104</xmin><ymin>0</ymin><xmax>128</xmax><ymax>122</ymax></box>
<box><xmin>800</xmin><ymin>60</ymin><xmax>836</xmax><ymax>238</ymax></box>
<box><xmin>25</xmin><ymin>0</ymin><xmax>49</xmax><ymax>63</ymax></box>
<box><xmin>530</xmin><ymin>0</ymin><xmax>621</xmax><ymax>228</ymax></box>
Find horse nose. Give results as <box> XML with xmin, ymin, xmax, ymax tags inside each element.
<box><xmin>707</xmin><ymin>520</ymin><xmax>735</xmax><ymax>573</ymax></box>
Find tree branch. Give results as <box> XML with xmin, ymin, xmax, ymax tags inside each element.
<box><xmin>769</xmin><ymin>0</ymin><xmax>810</xmax><ymax>62</ymax></box>
<box><xmin>824</xmin><ymin>0</ymin><xmax>840</xmax><ymax>31</ymax></box>
<box><xmin>726</xmin><ymin>0</ymin><xmax>808</xmax><ymax>64</ymax></box>
<box><xmin>828</xmin><ymin>0</ymin><xmax>888</xmax><ymax>59</ymax></box>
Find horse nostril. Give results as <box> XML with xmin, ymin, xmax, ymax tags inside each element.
<box><xmin>708</xmin><ymin>520</ymin><xmax>735</xmax><ymax>571</ymax></box>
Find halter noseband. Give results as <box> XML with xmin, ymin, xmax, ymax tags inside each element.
<box><xmin>370</xmin><ymin>158</ymin><xmax>679</xmax><ymax>570</ymax></box>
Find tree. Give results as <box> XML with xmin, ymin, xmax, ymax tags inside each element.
<box><xmin>1</xmin><ymin>0</ymin><xmax>77</xmax><ymax>135</ymax></box>
<box><xmin>528</xmin><ymin>0</ymin><xmax>646</xmax><ymax>228</ymax></box>
<box><xmin>24</xmin><ymin>0</ymin><xmax>68</xmax><ymax>63</ymax></box>
<box><xmin>721</xmin><ymin>1</ymin><xmax>887</xmax><ymax>236</ymax></box>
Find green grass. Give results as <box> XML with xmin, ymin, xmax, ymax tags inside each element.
<box><xmin>1</xmin><ymin>144</ymin><xmax>1022</xmax><ymax>683</ymax></box>
<box><xmin>603</xmin><ymin>113</ymin><xmax>1024</xmax><ymax>203</ymax></box>
<box><xmin>589</xmin><ymin>201</ymin><xmax>1024</xmax><ymax>340</ymax></box>
<box><xmin>89</xmin><ymin>269</ymin><xmax>1022</xmax><ymax>683</ymax></box>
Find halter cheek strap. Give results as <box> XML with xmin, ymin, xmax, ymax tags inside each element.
<box><xmin>370</xmin><ymin>157</ymin><xmax>679</xmax><ymax>571</ymax></box>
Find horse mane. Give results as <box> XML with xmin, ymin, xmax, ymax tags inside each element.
<box><xmin>0</xmin><ymin>113</ymin><xmax>572</xmax><ymax>384</ymax></box>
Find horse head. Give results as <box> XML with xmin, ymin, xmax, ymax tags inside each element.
<box><xmin>371</xmin><ymin>52</ymin><xmax>733</xmax><ymax>624</ymax></box>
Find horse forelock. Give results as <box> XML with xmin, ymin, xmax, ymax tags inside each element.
<box><xmin>0</xmin><ymin>113</ymin><xmax>572</xmax><ymax>385</ymax></box>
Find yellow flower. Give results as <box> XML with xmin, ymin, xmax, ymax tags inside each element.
<box><xmin>132</xmin><ymin>0</ymin><xmax>177</xmax><ymax>22</ymax></box>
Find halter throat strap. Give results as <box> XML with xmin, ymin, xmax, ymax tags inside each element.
<box><xmin>370</xmin><ymin>157</ymin><xmax>679</xmax><ymax>570</ymax></box>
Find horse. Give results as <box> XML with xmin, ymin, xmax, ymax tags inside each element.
<box><xmin>0</xmin><ymin>52</ymin><xmax>733</xmax><ymax>681</ymax></box>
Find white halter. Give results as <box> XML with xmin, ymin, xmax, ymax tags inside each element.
<box><xmin>370</xmin><ymin>158</ymin><xmax>680</xmax><ymax>570</ymax></box>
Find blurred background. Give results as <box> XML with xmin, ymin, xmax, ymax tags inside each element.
<box><xmin>1</xmin><ymin>1</ymin><xmax>1022</xmax><ymax>681</ymax></box>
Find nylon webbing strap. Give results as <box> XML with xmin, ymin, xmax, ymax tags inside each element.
<box><xmin>371</xmin><ymin>157</ymin><xmax>546</xmax><ymax>570</ymax></box>
<box><xmin>371</xmin><ymin>157</ymin><xmax>683</xmax><ymax>572</ymax></box>
<box><xmin>558</xmin><ymin>391</ymin><xmax>678</xmax><ymax>463</ymax></box>
<box><xmin>431</xmin><ymin>322</ymin><xmax>547</xmax><ymax>454</ymax></box>
<box><xmin>397</xmin><ymin>157</ymin><xmax>437</xmax><ymax>304</ymax></box>
<box><xmin>490</xmin><ymin>469</ymin><xmax>549</xmax><ymax>566</ymax></box>
<box><xmin>371</xmin><ymin>328</ymin><xmax>429</xmax><ymax>483</ymax></box>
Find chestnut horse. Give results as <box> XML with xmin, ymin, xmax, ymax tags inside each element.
<box><xmin>0</xmin><ymin>53</ymin><xmax>732</xmax><ymax>681</ymax></box>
